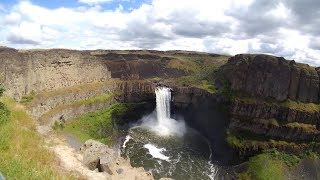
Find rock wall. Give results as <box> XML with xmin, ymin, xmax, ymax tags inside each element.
<box><xmin>217</xmin><ymin>54</ymin><xmax>320</xmax><ymax>103</ymax></box>
<box><xmin>230</xmin><ymin>100</ymin><xmax>320</xmax><ymax>126</ymax></box>
<box><xmin>27</xmin><ymin>80</ymin><xmax>155</xmax><ymax>125</ymax></box>
<box><xmin>0</xmin><ymin>47</ymin><xmax>185</xmax><ymax>100</ymax></box>
<box><xmin>0</xmin><ymin>47</ymin><xmax>112</xmax><ymax>99</ymax></box>
<box><xmin>216</xmin><ymin>54</ymin><xmax>320</xmax><ymax>156</ymax></box>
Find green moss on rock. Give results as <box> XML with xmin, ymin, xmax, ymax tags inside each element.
<box><xmin>64</xmin><ymin>103</ymin><xmax>145</xmax><ymax>145</ymax></box>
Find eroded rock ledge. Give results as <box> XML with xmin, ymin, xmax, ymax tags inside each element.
<box><xmin>80</xmin><ymin>139</ymin><xmax>153</xmax><ymax>179</ymax></box>
<box><xmin>217</xmin><ymin>54</ymin><xmax>320</xmax><ymax>103</ymax></box>
<box><xmin>216</xmin><ymin>54</ymin><xmax>320</xmax><ymax>157</ymax></box>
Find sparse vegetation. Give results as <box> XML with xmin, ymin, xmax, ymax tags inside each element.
<box><xmin>0</xmin><ymin>97</ymin><xmax>73</xmax><ymax>179</ymax></box>
<box><xmin>64</xmin><ymin>103</ymin><xmax>145</xmax><ymax>145</ymax></box>
<box><xmin>52</xmin><ymin>120</ymin><xmax>65</xmax><ymax>130</ymax></box>
<box><xmin>0</xmin><ymin>84</ymin><xmax>5</xmax><ymax>97</ymax></box>
<box><xmin>227</xmin><ymin>130</ymin><xmax>297</xmax><ymax>153</ymax></box>
<box><xmin>20</xmin><ymin>90</ymin><xmax>36</xmax><ymax>104</ymax></box>
<box><xmin>285</xmin><ymin>122</ymin><xmax>317</xmax><ymax>131</ymax></box>
<box><xmin>240</xmin><ymin>150</ymin><xmax>288</xmax><ymax>180</ymax></box>
<box><xmin>0</xmin><ymin>101</ymin><xmax>9</xmax><ymax>126</ymax></box>
<box><xmin>40</xmin><ymin>93</ymin><xmax>118</xmax><ymax>124</ymax></box>
<box><xmin>234</xmin><ymin>92</ymin><xmax>320</xmax><ymax>113</ymax></box>
<box><xmin>166</xmin><ymin>54</ymin><xmax>229</xmax><ymax>93</ymax></box>
<box><xmin>239</xmin><ymin>149</ymin><xmax>320</xmax><ymax>180</ymax></box>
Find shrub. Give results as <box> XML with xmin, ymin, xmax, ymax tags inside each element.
<box><xmin>245</xmin><ymin>152</ymin><xmax>287</xmax><ymax>180</ymax></box>
<box><xmin>0</xmin><ymin>84</ymin><xmax>5</xmax><ymax>97</ymax></box>
<box><xmin>0</xmin><ymin>102</ymin><xmax>9</xmax><ymax>126</ymax></box>
<box><xmin>20</xmin><ymin>90</ymin><xmax>36</xmax><ymax>104</ymax></box>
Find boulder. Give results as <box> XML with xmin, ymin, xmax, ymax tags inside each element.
<box><xmin>80</xmin><ymin>139</ymin><xmax>116</xmax><ymax>174</ymax></box>
<box><xmin>100</xmin><ymin>155</ymin><xmax>114</xmax><ymax>175</ymax></box>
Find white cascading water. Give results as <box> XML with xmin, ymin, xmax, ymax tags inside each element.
<box><xmin>141</xmin><ymin>86</ymin><xmax>186</xmax><ymax>137</ymax></box>
<box><xmin>156</xmin><ymin>87</ymin><xmax>171</xmax><ymax>122</ymax></box>
<box><xmin>123</xmin><ymin>86</ymin><xmax>217</xmax><ymax>179</ymax></box>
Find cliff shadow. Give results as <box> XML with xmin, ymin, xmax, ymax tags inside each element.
<box><xmin>173</xmin><ymin>97</ymin><xmax>240</xmax><ymax>166</ymax></box>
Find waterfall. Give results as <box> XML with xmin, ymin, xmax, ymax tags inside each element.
<box><xmin>140</xmin><ymin>86</ymin><xmax>186</xmax><ymax>136</ymax></box>
<box><xmin>155</xmin><ymin>87</ymin><xmax>172</xmax><ymax>124</ymax></box>
<box><xmin>125</xmin><ymin>86</ymin><xmax>216</xmax><ymax>179</ymax></box>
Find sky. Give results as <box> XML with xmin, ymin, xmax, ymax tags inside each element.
<box><xmin>0</xmin><ymin>0</ymin><xmax>320</xmax><ymax>65</ymax></box>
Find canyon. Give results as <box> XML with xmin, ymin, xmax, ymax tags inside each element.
<box><xmin>1</xmin><ymin>46</ymin><xmax>320</xmax><ymax>179</ymax></box>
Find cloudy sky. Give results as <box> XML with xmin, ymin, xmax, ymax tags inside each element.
<box><xmin>0</xmin><ymin>0</ymin><xmax>320</xmax><ymax>65</ymax></box>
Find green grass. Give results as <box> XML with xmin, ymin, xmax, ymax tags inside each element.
<box><xmin>226</xmin><ymin>130</ymin><xmax>306</xmax><ymax>152</ymax></box>
<box><xmin>239</xmin><ymin>150</ymin><xmax>320</xmax><ymax>180</ymax></box>
<box><xmin>165</xmin><ymin>54</ymin><xmax>229</xmax><ymax>93</ymax></box>
<box><xmin>200</xmin><ymin>80</ymin><xmax>217</xmax><ymax>93</ymax></box>
<box><xmin>27</xmin><ymin>80</ymin><xmax>122</xmax><ymax>107</ymax></box>
<box><xmin>0</xmin><ymin>101</ymin><xmax>9</xmax><ymax>126</ymax></box>
<box><xmin>0</xmin><ymin>97</ymin><xmax>73</xmax><ymax>179</ymax></box>
<box><xmin>285</xmin><ymin>122</ymin><xmax>317</xmax><ymax>132</ymax></box>
<box><xmin>238</xmin><ymin>149</ymin><xmax>317</xmax><ymax>180</ymax></box>
<box><xmin>20</xmin><ymin>90</ymin><xmax>36</xmax><ymax>105</ymax></box>
<box><xmin>40</xmin><ymin>93</ymin><xmax>117</xmax><ymax>124</ymax></box>
<box><xmin>235</xmin><ymin>93</ymin><xmax>320</xmax><ymax>113</ymax></box>
<box><xmin>64</xmin><ymin>103</ymin><xmax>144</xmax><ymax>145</ymax></box>
<box><xmin>0</xmin><ymin>84</ymin><xmax>5</xmax><ymax>96</ymax></box>
<box><xmin>241</xmin><ymin>151</ymin><xmax>288</xmax><ymax>180</ymax></box>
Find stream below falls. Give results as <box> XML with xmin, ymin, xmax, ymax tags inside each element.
<box><xmin>122</xmin><ymin>126</ymin><xmax>217</xmax><ymax>180</ymax></box>
<box><xmin>120</xmin><ymin>87</ymin><xmax>224</xmax><ymax>180</ymax></box>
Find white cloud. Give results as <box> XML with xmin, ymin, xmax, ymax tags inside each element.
<box><xmin>0</xmin><ymin>0</ymin><xmax>320</xmax><ymax>65</ymax></box>
<box><xmin>3</xmin><ymin>12</ymin><xmax>21</xmax><ymax>25</ymax></box>
<box><xmin>78</xmin><ymin>0</ymin><xmax>114</xmax><ymax>5</ymax></box>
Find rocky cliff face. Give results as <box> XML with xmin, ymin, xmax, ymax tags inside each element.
<box><xmin>216</xmin><ymin>54</ymin><xmax>320</xmax><ymax>156</ymax></box>
<box><xmin>0</xmin><ymin>47</ymin><xmax>224</xmax><ymax>128</ymax></box>
<box><xmin>217</xmin><ymin>54</ymin><xmax>320</xmax><ymax>103</ymax></box>
<box><xmin>0</xmin><ymin>47</ymin><xmax>186</xmax><ymax>100</ymax></box>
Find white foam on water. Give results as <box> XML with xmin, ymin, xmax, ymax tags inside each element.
<box><xmin>207</xmin><ymin>140</ymin><xmax>217</xmax><ymax>180</ymax></box>
<box><xmin>122</xmin><ymin>135</ymin><xmax>132</xmax><ymax>148</ymax></box>
<box><xmin>140</xmin><ymin>87</ymin><xmax>186</xmax><ymax>137</ymax></box>
<box><xmin>144</xmin><ymin>143</ymin><xmax>170</xmax><ymax>161</ymax></box>
<box><xmin>208</xmin><ymin>161</ymin><xmax>217</xmax><ymax>180</ymax></box>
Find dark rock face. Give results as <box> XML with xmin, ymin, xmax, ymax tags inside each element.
<box><xmin>99</xmin><ymin>54</ymin><xmax>186</xmax><ymax>80</ymax></box>
<box><xmin>289</xmin><ymin>158</ymin><xmax>320</xmax><ymax>180</ymax></box>
<box><xmin>217</xmin><ymin>54</ymin><xmax>320</xmax><ymax>103</ymax></box>
<box><xmin>171</xmin><ymin>88</ymin><xmax>239</xmax><ymax>165</ymax></box>
<box><xmin>215</xmin><ymin>54</ymin><xmax>320</xmax><ymax>157</ymax></box>
<box><xmin>230</xmin><ymin>100</ymin><xmax>320</xmax><ymax>125</ymax></box>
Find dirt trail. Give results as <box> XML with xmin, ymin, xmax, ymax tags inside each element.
<box><xmin>38</xmin><ymin>127</ymin><xmax>153</xmax><ymax>180</ymax></box>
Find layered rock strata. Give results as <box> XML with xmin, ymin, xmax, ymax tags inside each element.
<box><xmin>217</xmin><ymin>54</ymin><xmax>320</xmax><ymax>156</ymax></box>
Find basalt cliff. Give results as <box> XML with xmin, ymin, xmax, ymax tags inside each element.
<box><xmin>216</xmin><ymin>54</ymin><xmax>320</xmax><ymax>157</ymax></box>
<box><xmin>2</xmin><ymin>46</ymin><xmax>320</xmax><ymax>176</ymax></box>
<box><xmin>0</xmin><ymin>47</ymin><xmax>227</xmax><ymax>128</ymax></box>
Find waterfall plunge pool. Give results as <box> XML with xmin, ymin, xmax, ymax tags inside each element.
<box><xmin>121</xmin><ymin>87</ymin><xmax>218</xmax><ymax>180</ymax></box>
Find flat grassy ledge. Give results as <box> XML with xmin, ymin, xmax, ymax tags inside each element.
<box><xmin>165</xmin><ymin>54</ymin><xmax>229</xmax><ymax>94</ymax></box>
<box><xmin>239</xmin><ymin>149</ymin><xmax>320</xmax><ymax>180</ymax></box>
<box><xmin>26</xmin><ymin>79</ymin><xmax>150</xmax><ymax>107</ymax></box>
<box><xmin>234</xmin><ymin>94</ymin><xmax>320</xmax><ymax>113</ymax></box>
<box><xmin>63</xmin><ymin>103</ymin><xmax>146</xmax><ymax>145</ymax></box>
<box><xmin>40</xmin><ymin>93</ymin><xmax>119</xmax><ymax>124</ymax></box>
<box><xmin>0</xmin><ymin>97</ymin><xmax>73</xmax><ymax>179</ymax></box>
<box><xmin>239</xmin><ymin>150</ymin><xmax>290</xmax><ymax>180</ymax></box>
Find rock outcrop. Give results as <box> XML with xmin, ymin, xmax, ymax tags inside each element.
<box><xmin>0</xmin><ymin>47</ymin><xmax>185</xmax><ymax>100</ymax></box>
<box><xmin>217</xmin><ymin>54</ymin><xmax>320</xmax><ymax>103</ymax></box>
<box><xmin>216</xmin><ymin>54</ymin><xmax>320</xmax><ymax>157</ymax></box>
<box><xmin>80</xmin><ymin>139</ymin><xmax>153</xmax><ymax>179</ymax></box>
<box><xmin>80</xmin><ymin>139</ymin><xmax>116</xmax><ymax>174</ymax></box>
